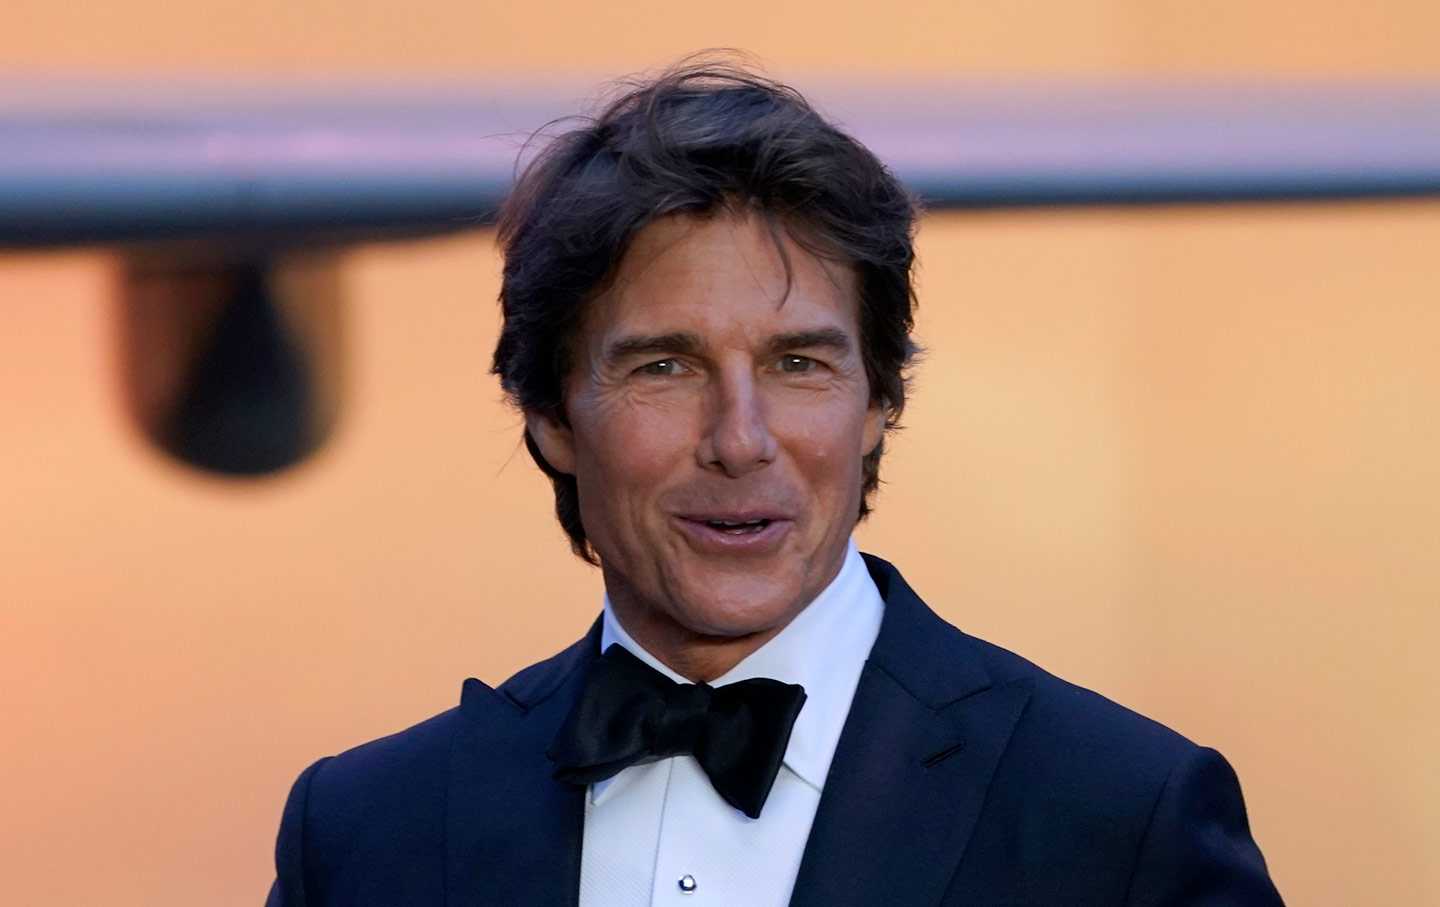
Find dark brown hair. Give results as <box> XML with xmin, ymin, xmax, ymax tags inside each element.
<box><xmin>492</xmin><ymin>57</ymin><xmax>920</xmax><ymax>563</ymax></box>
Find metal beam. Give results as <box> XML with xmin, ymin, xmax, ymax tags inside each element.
<box><xmin>3</xmin><ymin>77</ymin><xmax>1439</xmax><ymax>248</ymax></box>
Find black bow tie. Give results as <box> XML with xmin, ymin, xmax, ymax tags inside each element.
<box><xmin>548</xmin><ymin>644</ymin><xmax>807</xmax><ymax>819</ymax></box>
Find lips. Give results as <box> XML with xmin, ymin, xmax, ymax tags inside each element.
<box><xmin>674</xmin><ymin>512</ymin><xmax>793</xmax><ymax>551</ymax></box>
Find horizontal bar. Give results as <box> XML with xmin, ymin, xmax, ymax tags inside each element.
<box><xmin>2</xmin><ymin>77</ymin><xmax>1438</xmax><ymax>247</ymax></box>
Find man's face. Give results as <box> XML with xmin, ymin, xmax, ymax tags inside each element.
<box><xmin>529</xmin><ymin>211</ymin><xmax>885</xmax><ymax>676</ymax></box>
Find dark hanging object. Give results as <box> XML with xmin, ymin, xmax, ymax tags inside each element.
<box><xmin>161</xmin><ymin>264</ymin><xmax>313</xmax><ymax>475</ymax></box>
<box><xmin>120</xmin><ymin>253</ymin><xmax>343</xmax><ymax>478</ymax></box>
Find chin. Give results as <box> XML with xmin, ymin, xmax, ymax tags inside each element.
<box><xmin>671</xmin><ymin>577</ymin><xmax>805</xmax><ymax>639</ymax></box>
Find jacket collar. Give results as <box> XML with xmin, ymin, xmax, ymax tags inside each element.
<box><xmin>787</xmin><ymin>554</ymin><xmax>1034</xmax><ymax>907</ymax></box>
<box><xmin>444</xmin><ymin>619</ymin><xmax>601</xmax><ymax>907</ymax></box>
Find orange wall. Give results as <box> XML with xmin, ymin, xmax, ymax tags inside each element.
<box><xmin>5</xmin><ymin>0</ymin><xmax>1440</xmax><ymax>76</ymax></box>
<box><xmin>3</xmin><ymin>2</ymin><xmax>1440</xmax><ymax>905</ymax></box>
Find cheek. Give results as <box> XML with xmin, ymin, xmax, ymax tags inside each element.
<box><xmin>783</xmin><ymin>400</ymin><xmax>871</xmax><ymax>461</ymax></box>
<box><xmin>572</xmin><ymin>403</ymin><xmax>694</xmax><ymax>503</ymax></box>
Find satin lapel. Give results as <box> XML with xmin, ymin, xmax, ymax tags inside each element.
<box><xmin>789</xmin><ymin>557</ymin><xmax>1034</xmax><ymax>907</ymax></box>
<box><xmin>446</xmin><ymin>622</ymin><xmax>601</xmax><ymax>907</ymax></box>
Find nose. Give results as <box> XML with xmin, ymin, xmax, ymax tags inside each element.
<box><xmin>697</xmin><ymin>365</ymin><xmax>777</xmax><ymax>476</ymax></box>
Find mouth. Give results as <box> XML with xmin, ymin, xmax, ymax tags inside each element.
<box><xmin>700</xmin><ymin>517</ymin><xmax>774</xmax><ymax>535</ymax></box>
<box><xmin>674</xmin><ymin>513</ymin><xmax>792</xmax><ymax>551</ymax></box>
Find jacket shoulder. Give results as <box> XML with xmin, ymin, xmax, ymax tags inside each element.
<box><xmin>307</xmin><ymin>705</ymin><xmax>460</xmax><ymax>800</ymax></box>
<box><xmin>283</xmin><ymin>626</ymin><xmax>599</xmax><ymax>876</ymax></box>
<box><xmin>956</xmin><ymin>635</ymin><xmax>1281</xmax><ymax>904</ymax></box>
<box><xmin>298</xmin><ymin>706</ymin><xmax>461</xmax><ymax>872</ymax></box>
<box><xmin>964</xmin><ymin>631</ymin><xmax>1196</xmax><ymax>773</ymax></box>
<box><xmin>861</xmin><ymin>554</ymin><xmax>1280</xmax><ymax>902</ymax></box>
<box><xmin>863</xmin><ymin>552</ymin><xmax>1197</xmax><ymax>778</ymax></box>
<box><xmin>267</xmin><ymin>705</ymin><xmax>464</xmax><ymax>906</ymax></box>
<box><xmin>300</xmin><ymin>619</ymin><xmax>599</xmax><ymax>811</ymax></box>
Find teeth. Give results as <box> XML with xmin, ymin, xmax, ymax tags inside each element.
<box><xmin>706</xmin><ymin>518</ymin><xmax>768</xmax><ymax>530</ymax></box>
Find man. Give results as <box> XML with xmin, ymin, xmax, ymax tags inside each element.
<box><xmin>267</xmin><ymin>62</ymin><xmax>1284</xmax><ymax>906</ymax></box>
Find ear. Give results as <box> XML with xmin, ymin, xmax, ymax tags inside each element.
<box><xmin>861</xmin><ymin>399</ymin><xmax>887</xmax><ymax>455</ymax></box>
<box><xmin>526</xmin><ymin>410</ymin><xmax>577</xmax><ymax>475</ymax></box>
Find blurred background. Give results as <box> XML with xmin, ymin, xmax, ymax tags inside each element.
<box><xmin>3</xmin><ymin>2</ymin><xmax>1438</xmax><ymax>905</ymax></box>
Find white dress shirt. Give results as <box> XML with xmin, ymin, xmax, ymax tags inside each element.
<box><xmin>578</xmin><ymin>539</ymin><xmax>885</xmax><ymax>907</ymax></box>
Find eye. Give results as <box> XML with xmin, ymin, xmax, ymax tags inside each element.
<box><xmin>639</xmin><ymin>358</ymin><xmax>684</xmax><ymax>376</ymax></box>
<box><xmin>778</xmin><ymin>355</ymin><xmax>817</xmax><ymax>373</ymax></box>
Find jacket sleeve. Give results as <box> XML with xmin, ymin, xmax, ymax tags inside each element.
<box><xmin>1124</xmin><ymin>746</ymin><xmax>1284</xmax><ymax>906</ymax></box>
<box><xmin>265</xmin><ymin>757</ymin><xmax>333</xmax><ymax>907</ymax></box>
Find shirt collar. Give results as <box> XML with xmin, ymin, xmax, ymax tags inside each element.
<box><xmin>599</xmin><ymin>539</ymin><xmax>885</xmax><ymax>793</ymax></box>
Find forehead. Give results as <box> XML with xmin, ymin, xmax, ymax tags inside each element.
<box><xmin>581</xmin><ymin>211</ymin><xmax>860</xmax><ymax>343</ymax></box>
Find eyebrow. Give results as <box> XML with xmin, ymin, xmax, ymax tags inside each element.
<box><xmin>602</xmin><ymin>332</ymin><xmax>703</xmax><ymax>365</ymax></box>
<box><xmin>765</xmin><ymin>328</ymin><xmax>855</xmax><ymax>357</ymax></box>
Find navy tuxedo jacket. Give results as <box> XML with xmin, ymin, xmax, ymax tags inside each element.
<box><xmin>266</xmin><ymin>555</ymin><xmax>1283</xmax><ymax>906</ymax></box>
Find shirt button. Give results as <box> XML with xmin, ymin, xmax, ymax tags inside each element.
<box><xmin>678</xmin><ymin>874</ymin><xmax>697</xmax><ymax>894</ymax></box>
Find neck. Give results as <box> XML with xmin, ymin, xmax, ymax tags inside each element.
<box><xmin>618</xmin><ymin>620</ymin><xmax>786</xmax><ymax>683</ymax></box>
<box><xmin>599</xmin><ymin>589</ymin><xmax>795</xmax><ymax>681</ymax></box>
